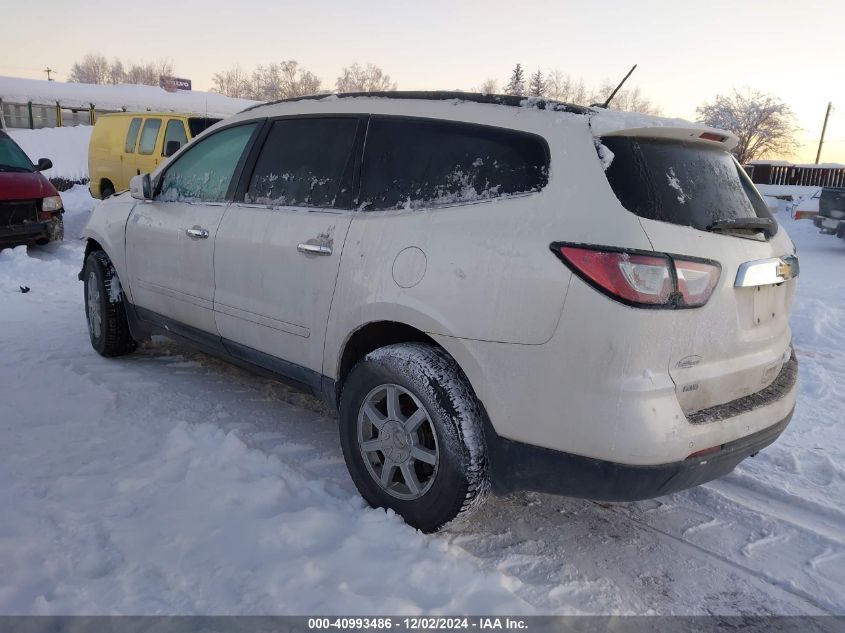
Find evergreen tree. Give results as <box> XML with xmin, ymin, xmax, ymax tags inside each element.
<box><xmin>505</xmin><ymin>64</ymin><xmax>526</xmax><ymax>96</ymax></box>
<box><xmin>528</xmin><ymin>69</ymin><xmax>546</xmax><ymax>97</ymax></box>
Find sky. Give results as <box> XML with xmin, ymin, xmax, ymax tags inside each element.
<box><xmin>2</xmin><ymin>0</ymin><xmax>844</xmax><ymax>163</ymax></box>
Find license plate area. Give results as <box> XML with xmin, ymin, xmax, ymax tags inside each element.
<box><xmin>753</xmin><ymin>284</ymin><xmax>785</xmax><ymax>326</ymax></box>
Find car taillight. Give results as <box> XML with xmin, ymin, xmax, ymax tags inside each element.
<box><xmin>674</xmin><ymin>258</ymin><xmax>721</xmax><ymax>307</ymax></box>
<box><xmin>552</xmin><ymin>243</ymin><xmax>721</xmax><ymax>309</ymax></box>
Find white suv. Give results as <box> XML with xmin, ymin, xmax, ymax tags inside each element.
<box><xmin>80</xmin><ymin>92</ymin><xmax>799</xmax><ymax>532</ymax></box>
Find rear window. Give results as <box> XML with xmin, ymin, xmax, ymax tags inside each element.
<box><xmin>601</xmin><ymin>137</ymin><xmax>775</xmax><ymax>235</ymax></box>
<box><xmin>360</xmin><ymin>117</ymin><xmax>549</xmax><ymax>211</ymax></box>
<box><xmin>188</xmin><ymin>117</ymin><xmax>222</xmax><ymax>137</ymax></box>
<box><xmin>820</xmin><ymin>187</ymin><xmax>845</xmax><ymax>215</ymax></box>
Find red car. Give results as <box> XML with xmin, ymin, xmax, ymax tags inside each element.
<box><xmin>0</xmin><ymin>130</ymin><xmax>64</xmax><ymax>248</ymax></box>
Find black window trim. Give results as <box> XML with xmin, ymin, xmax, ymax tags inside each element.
<box><xmin>152</xmin><ymin>119</ymin><xmax>265</xmax><ymax>203</ymax></box>
<box><xmin>358</xmin><ymin>114</ymin><xmax>552</xmax><ymax>213</ymax></box>
<box><xmin>233</xmin><ymin>113</ymin><xmax>368</xmax><ymax>213</ymax></box>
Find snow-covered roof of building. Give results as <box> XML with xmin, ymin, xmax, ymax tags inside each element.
<box><xmin>0</xmin><ymin>76</ymin><xmax>260</xmax><ymax>118</ymax></box>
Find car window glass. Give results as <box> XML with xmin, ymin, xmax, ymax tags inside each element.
<box><xmin>245</xmin><ymin>118</ymin><xmax>359</xmax><ymax>209</ymax></box>
<box><xmin>188</xmin><ymin>117</ymin><xmax>221</xmax><ymax>137</ymax></box>
<box><xmin>601</xmin><ymin>137</ymin><xmax>776</xmax><ymax>234</ymax></box>
<box><xmin>138</xmin><ymin>119</ymin><xmax>162</xmax><ymax>155</ymax></box>
<box><xmin>124</xmin><ymin>118</ymin><xmax>142</xmax><ymax>153</ymax></box>
<box><xmin>158</xmin><ymin>123</ymin><xmax>257</xmax><ymax>202</ymax></box>
<box><xmin>0</xmin><ymin>133</ymin><xmax>34</xmax><ymax>171</ymax></box>
<box><xmin>360</xmin><ymin>117</ymin><xmax>549</xmax><ymax>211</ymax></box>
<box><xmin>163</xmin><ymin>119</ymin><xmax>188</xmax><ymax>155</ymax></box>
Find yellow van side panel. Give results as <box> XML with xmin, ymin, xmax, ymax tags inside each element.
<box><xmin>88</xmin><ymin>113</ymin><xmax>196</xmax><ymax>199</ymax></box>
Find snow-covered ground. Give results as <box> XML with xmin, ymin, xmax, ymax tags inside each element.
<box><xmin>1</xmin><ymin>187</ymin><xmax>843</xmax><ymax>615</ymax></box>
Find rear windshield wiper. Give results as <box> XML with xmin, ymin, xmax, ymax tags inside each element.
<box><xmin>707</xmin><ymin>217</ymin><xmax>775</xmax><ymax>236</ymax></box>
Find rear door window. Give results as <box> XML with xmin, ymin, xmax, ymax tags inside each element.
<box><xmin>360</xmin><ymin>117</ymin><xmax>549</xmax><ymax>211</ymax></box>
<box><xmin>245</xmin><ymin>117</ymin><xmax>360</xmax><ymax>209</ymax></box>
<box><xmin>138</xmin><ymin>118</ymin><xmax>162</xmax><ymax>155</ymax></box>
<box><xmin>601</xmin><ymin>137</ymin><xmax>775</xmax><ymax>234</ymax></box>
<box><xmin>124</xmin><ymin>117</ymin><xmax>142</xmax><ymax>153</ymax></box>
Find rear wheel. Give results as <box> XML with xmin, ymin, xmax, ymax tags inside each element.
<box><xmin>339</xmin><ymin>343</ymin><xmax>489</xmax><ymax>532</ymax></box>
<box><xmin>83</xmin><ymin>250</ymin><xmax>137</xmax><ymax>357</ymax></box>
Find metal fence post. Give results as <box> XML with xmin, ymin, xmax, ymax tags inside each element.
<box><xmin>89</xmin><ymin>103</ymin><xmax>95</xmax><ymax>125</ymax></box>
<box><xmin>27</xmin><ymin>101</ymin><xmax>34</xmax><ymax>129</ymax></box>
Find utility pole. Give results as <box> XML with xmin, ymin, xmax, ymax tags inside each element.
<box><xmin>815</xmin><ymin>101</ymin><xmax>832</xmax><ymax>164</ymax></box>
<box><xmin>44</xmin><ymin>67</ymin><xmax>55</xmax><ymax>81</ymax></box>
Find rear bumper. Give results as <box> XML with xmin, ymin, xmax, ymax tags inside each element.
<box><xmin>487</xmin><ymin>407</ymin><xmax>793</xmax><ymax>501</ymax></box>
<box><xmin>813</xmin><ymin>215</ymin><xmax>845</xmax><ymax>237</ymax></box>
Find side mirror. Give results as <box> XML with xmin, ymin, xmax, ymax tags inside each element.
<box><xmin>130</xmin><ymin>173</ymin><xmax>153</xmax><ymax>200</ymax></box>
<box><xmin>34</xmin><ymin>158</ymin><xmax>52</xmax><ymax>172</ymax></box>
<box><xmin>164</xmin><ymin>140</ymin><xmax>181</xmax><ymax>157</ymax></box>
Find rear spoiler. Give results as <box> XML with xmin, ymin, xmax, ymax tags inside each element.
<box><xmin>596</xmin><ymin>125</ymin><xmax>739</xmax><ymax>151</ymax></box>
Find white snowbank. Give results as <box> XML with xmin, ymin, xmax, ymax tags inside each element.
<box><xmin>8</xmin><ymin>126</ymin><xmax>92</xmax><ymax>181</ymax></box>
<box><xmin>0</xmin><ymin>75</ymin><xmax>258</xmax><ymax>117</ymax></box>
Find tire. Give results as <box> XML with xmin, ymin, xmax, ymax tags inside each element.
<box><xmin>339</xmin><ymin>342</ymin><xmax>489</xmax><ymax>532</ymax></box>
<box><xmin>101</xmin><ymin>181</ymin><xmax>115</xmax><ymax>199</ymax></box>
<box><xmin>83</xmin><ymin>250</ymin><xmax>137</xmax><ymax>357</ymax></box>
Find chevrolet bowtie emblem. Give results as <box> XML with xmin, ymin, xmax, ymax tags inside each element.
<box><xmin>776</xmin><ymin>256</ymin><xmax>799</xmax><ymax>281</ymax></box>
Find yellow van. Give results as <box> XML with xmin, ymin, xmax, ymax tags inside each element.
<box><xmin>88</xmin><ymin>112</ymin><xmax>220</xmax><ymax>199</ymax></box>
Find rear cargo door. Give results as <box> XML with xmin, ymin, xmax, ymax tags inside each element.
<box><xmin>598</xmin><ymin>132</ymin><xmax>798</xmax><ymax>414</ymax></box>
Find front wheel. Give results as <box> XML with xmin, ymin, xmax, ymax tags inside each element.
<box><xmin>83</xmin><ymin>250</ymin><xmax>137</xmax><ymax>357</ymax></box>
<box><xmin>339</xmin><ymin>343</ymin><xmax>489</xmax><ymax>532</ymax></box>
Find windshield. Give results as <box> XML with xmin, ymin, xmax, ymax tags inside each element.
<box><xmin>601</xmin><ymin>136</ymin><xmax>776</xmax><ymax>238</ymax></box>
<box><xmin>0</xmin><ymin>133</ymin><xmax>34</xmax><ymax>172</ymax></box>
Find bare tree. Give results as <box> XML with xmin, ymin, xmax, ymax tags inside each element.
<box><xmin>108</xmin><ymin>58</ymin><xmax>126</xmax><ymax>84</ymax></box>
<box><xmin>696</xmin><ymin>89</ymin><xmax>798</xmax><ymax>164</ymax></box>
<box><xmin>475</xmin><ymin>78</ymin><xmax>499</xmax><ymax>94</ymax></box>
<box><xmin>68</xmin><ymin>53</ymin><xmax>110</xmax><ymax>84</ymax></box>
<box><xmin>544</xmin><ymin>69</ymin><xmax>588</xmax><ymax>104</ymax></box>
<box><xmin>211</xmin><ymin>65</ymin><xmax>252</xmax><ymax>98</ymax></box>
<box><xmin>69</xmin><ymin>53</ymin><xmax>173</xmax><ymax>86</ymax></box>
<box><xmin>504</xmin><ymin>64</ymin><xmax>525</xmax><ymax>96</ymax></box>
<box><xmin>590</xmin><ymin>81</ymin><xmax>660</xmax><ymax>115</ymax></box>
<box><xmin>335</xmin><ymin>63</ymin><xmax>397</xmax><ymax>92</ymax></box>
<box><xmin>528</xmin><ymin>69</ymin><xmax>546</xmax><ymax>97</ymax></box>
<box><xmin>278</xmin><ymin>60</ymin><xmax>321</xmax><ymax>98</ymax></box>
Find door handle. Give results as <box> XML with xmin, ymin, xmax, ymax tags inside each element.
<box><xmin>186</xmin><ymin>227</ymin><xmax>210</xmax><ymax>239</ymax></box>
<box><xmin>297</xmin><ymin>243</ymin><xmax>332</xmax><ymax>256</ymax></box>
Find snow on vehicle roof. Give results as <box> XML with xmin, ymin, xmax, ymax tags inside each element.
<box><xmin>241</xmin><ymin>90</ymin><xmax>592</xmax><ymax>115</ymax></box>
<box><xmin>588</xmin><ymin>107</ymin><xmax>724</xmax><ymax>136</ymax></box>
<box><xmin>0</xmin><ymin>75</ymin><xmax>259</xmax><ymax>118</ymax></box>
